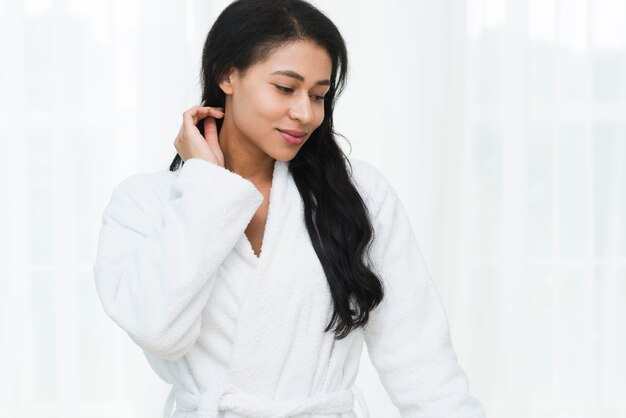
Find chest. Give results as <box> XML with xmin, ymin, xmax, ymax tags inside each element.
<box><xmin>244</xmin><ymin>188</ymin><xmax>270</xmax><ymax>258</ymax></box>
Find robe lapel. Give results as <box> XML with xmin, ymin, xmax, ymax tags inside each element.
<box><xmin>228</xmin><ymin>159</ymin><xmax>335</xmax><ymax>399</ymax></box>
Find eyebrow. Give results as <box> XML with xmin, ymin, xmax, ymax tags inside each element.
<box><xmin>270</xmin><ymin>70</ymin><xmax>331</xmax><ymax>86</ymax></box>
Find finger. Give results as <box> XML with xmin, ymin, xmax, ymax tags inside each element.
<box><xmin>202</xmin><ymin>106</ymin><xmax>224</xmax><ymax>113</ymax></box>
<box><xmin>204</xmin><ymin>117</ymin><xmax>224</xmax><ymax>159</ymax></box>
<box><xmin>184</xmin><ymin>106</ymin><xmax>224</xmax><ymax>126</ymax></box>
<box><xmin>192</xmin><ymin>104</ymin><xmax>222</xmax><ymax>110</ymax></box>
<box><xmin>191</xmin><ymin>106</ymin><xmax>224</xmax><ymax>122</ymax></box>
<box><xmin>199</xmin><ymin>100</ymin><xmax>224</xmax><ymax>112</ymax></box>
<box><xmin>204</xmin><ymin>116</ymin><xmax>218</xmax><ymax>142</ymax></box>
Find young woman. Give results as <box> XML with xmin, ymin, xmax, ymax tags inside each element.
<box><xmin>93</xmin><ymin>0</ymin><xmax>486</xmax><ymax>417</ymax></box>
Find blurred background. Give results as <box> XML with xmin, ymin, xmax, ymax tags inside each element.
<box><xmin>1</xmin><ymin>0</ymin><xmax>625</xmax><ymax>417</ymax></box>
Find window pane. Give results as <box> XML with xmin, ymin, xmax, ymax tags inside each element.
<box><xmin>471</xmin><ymin>263</ymin><xmax>507</xmax><ymax>395</ymax></box>
<box><xmin>78</xmin><ymin>270</ymin><xmax>115</xmax><ymax>400</ymax></box>
<box><xmin>593</xmin><ymin>51</ymin><xmax>624</xmax><ymax>103</ymax></box>
<box><xmin>593</xmin><ymin>122</ymin><xmax>623</xmax><ymax>258</ymax></box>
<box><xmin>559</xmin><ymin>122</ymin><xmax>589</xmax><ymax>258</ymax></box>
<box><xmin>558</xmin><ymin>264</ymin><xmax>594</xmax><ymax>396</ymax></box>
<box><xmin>471</xmin><ymin>120</ymin><xmax>502</xmax><ymax>258</ymax></box>
<box><xmin>591</xmin><ymin>0</ymin><xmax>625</xmax><ymax>50</ymax></box>
<box><xmin>530</xmin><ymin>43</ymin><xmax>556</xmax><ymax>103</ymax></box>
<box><xmin>529</xmin><ymin>263</ymin><xmax>557</xmax><ymax>397</ymax></box>
<box><xmin>474</xmin><ymin>30</ymin><xmax>504</xmax><ymax>104</ymax></box>
<box><xmin>529</xmin><ymin>120</ymin><xmax>555</xmax><ymax>258</ymax></box>
<box><xmin>559</xmin><ymin>51</ymin><xmax>589</xmax><ymax>103</ymax></box>
<box><xmin>32</xmin><ymin>270</ymin><xmax>57</xmax><ymax>401</ymax></box>
<box><xmin>28</xmin><ymin>130</ymin><xmax>55</xmax><ymax>265</ymax></box>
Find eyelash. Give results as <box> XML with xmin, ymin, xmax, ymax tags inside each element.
<box><xmin>274</xmin><ymin>85</ymin><xmax>326</xmax><ymax>102</ymax></box>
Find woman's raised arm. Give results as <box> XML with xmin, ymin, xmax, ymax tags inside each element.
<box><xmin>93</xmin><ymin>104</ymin><xmax>258</xmax><ymax>361</ymax></box>
<box><xmin>93</xmin><ymin>158</ymin><xmax>263</xmax><ymax>361</ymax></box>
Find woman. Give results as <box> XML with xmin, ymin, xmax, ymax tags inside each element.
<box><xmin>93</xmin><ymin>0</ymin><xmax>487</xmax><ymax>417</ymax></box>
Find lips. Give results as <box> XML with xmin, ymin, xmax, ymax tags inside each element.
<box><xmin>278</xmin><ymin>129</ymin><xmax>306</xmax><ymax>145</ymax></box>
<box><xmin>278</xmin><ymin>128</ymin><xmax>306</xmax><ymax>138</ymax></box>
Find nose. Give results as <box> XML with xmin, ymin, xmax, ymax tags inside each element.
<box><xmin>288</xmin><ymin>91</ymin><xmax>314</xmax><ymax>125</ymax></box>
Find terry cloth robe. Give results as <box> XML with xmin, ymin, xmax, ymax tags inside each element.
<box><xmin>93</xmin><ymin>157</ymin><xmax>487</xmax><ymax>418</ymax></box>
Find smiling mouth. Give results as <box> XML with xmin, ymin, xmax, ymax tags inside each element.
<box><xmin>278</xmin><ymin>129</ymin><xmax>305</xmax><ymax>145</ymax></box>
<box><xmin>278</xmin><ymin>128</ymin><xmax>306</xmax><ymax>137</ymax></box>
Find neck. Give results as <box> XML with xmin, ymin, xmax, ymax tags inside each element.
<box><xmin>218</xmin><ymin>120</ymin><xmax>274</xmax><ymax>187</ymax></box>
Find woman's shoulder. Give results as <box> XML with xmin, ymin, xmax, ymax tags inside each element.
<box><xmin>346</xmin><ymin>157</ymin><xmax>387</xmax><ymax>185</ymax></box>
<box><xmin>108</xmin><ymin>166</ymin><xmax>177</xmax><ymax>207</ymax></box>
<box><xmin>345</xmin><ymin>157</ymin><xmax>399</xmax><ymax>214</ymax></box>
<box><xmin>97</xmin><ymin>168</ymin><xmax>176</xmax><ymax>232</ymax></box>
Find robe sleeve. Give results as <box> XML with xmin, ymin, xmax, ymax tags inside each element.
<box><xmin>362</xmin><ymin>171</ymin><xmax>486</xmax><ymax>417</ymax></box>
<box><xmin>93</xmin><ymin>158</ymin><xmax>263</xmax><ymax>361</ymax></box>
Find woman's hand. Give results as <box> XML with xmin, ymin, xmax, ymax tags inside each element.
<box><xmin>174</xmin><ymin>104</ymin><xmax>225</xmax><ymax>166</ymax></box>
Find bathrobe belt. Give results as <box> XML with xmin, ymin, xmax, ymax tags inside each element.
<box><xmin>163</xmin><ymin>381</ymin><xmax>370</xmax><ymax>418</ymax></box>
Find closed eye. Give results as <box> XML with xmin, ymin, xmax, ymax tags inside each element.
<box><xmin>275</xmin><ymin>85</ymin><xmax>294</xmax><ymax>93</ymax></box>
<box><xmin>274</xmin><ymin>85</ymin><xmax>327</xmax><ymax>102</ymax></box>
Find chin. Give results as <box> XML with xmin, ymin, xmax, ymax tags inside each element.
<box><xmin>270</xmin><ymin>152</ymin><xmax>299</xmax><ymax>162</ymax></box>
<box><xmin>267</xmin><ymin>146</ymin><xmax>304</xmax><ymax>162</ymax></box>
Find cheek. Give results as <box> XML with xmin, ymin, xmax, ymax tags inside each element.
<box><xmin>314</xmin><ymin>106</ymin><xmax>325</xmax><ymax>127</ymax></box>
<box><xmin>235</xmin><ymin>86</ymin><xmax>280</xmax><ymax>121</ymax></box>
<box><xmin>253</xmin><ymin>86</ymin><xmax>285</xmax><ymax>113</ymax></box>
<box><xmin>248</xmin><ymin>93</ymin><xmax>285</xmax><ymax>129</ymax></box>
<box><xmin>252</xmin><ymin>89</ymin><xmax>284</xmax><ymax>119</ymax></box>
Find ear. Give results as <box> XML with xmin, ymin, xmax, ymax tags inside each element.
<box><xmin>218</xmin><ymin>67</ymin><xmax>237</xmax><ymax>95</ymax></box>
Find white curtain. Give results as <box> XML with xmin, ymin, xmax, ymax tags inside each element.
<box><xmin>2</xmin><ymin>0</ymin><xmax>624</xmax><ymax>417</ymax></box>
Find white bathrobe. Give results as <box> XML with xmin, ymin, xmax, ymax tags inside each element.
<box><xmin>93</xmin><ymin>157</ymin><xmax>486</xmax><ymax>418</ymax></box>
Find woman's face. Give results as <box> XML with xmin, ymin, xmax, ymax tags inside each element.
<box><xmin>219</xmin><ymin>40</ymin><xmax>333</xmax><ymax>162</ymax></box>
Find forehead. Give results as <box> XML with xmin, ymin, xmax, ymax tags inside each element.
<box><xmin>253</xmin><ymin>40</ymin><xmax>332</xmax><ymax>81</ymax></box>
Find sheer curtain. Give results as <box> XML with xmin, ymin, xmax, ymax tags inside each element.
<box><xmin>2</xmin><ymin>0</ymin><xmax>624</xmax><ymax>417</ymax></box>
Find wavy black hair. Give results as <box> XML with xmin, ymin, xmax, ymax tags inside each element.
<box><xmin>169</xmin><ymin>0</ymin><xmax>384</xmax><ymax>340</ymax></box>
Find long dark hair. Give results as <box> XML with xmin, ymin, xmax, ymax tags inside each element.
<box><xmin>169</xmin><ymin>0</ymin><xmax>384</xmax><ymax>340</ymax></box>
